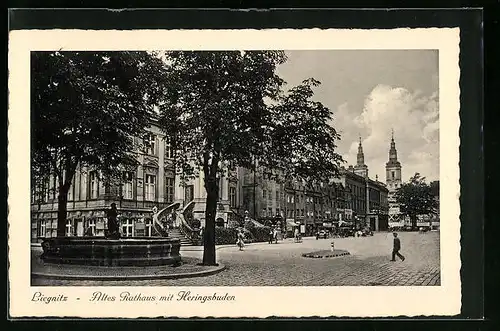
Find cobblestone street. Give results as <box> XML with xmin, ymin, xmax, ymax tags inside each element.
<box><xmin>32</xmin><ymin>231</ymin><xmax>440</xmax><ymax>286</ymax></box>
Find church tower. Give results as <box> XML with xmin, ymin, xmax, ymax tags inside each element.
<box><xmin>354</xmin><ymin>137</ymin><xmax>369</xmax><ymax>178</ymax></box>
<box><xmin>386</xmin><ymin>130</ymin><xmax>403</xmax><ymax>223</ymax></box>
<box><xmin>385</xmin><ymin>130</ymin><xmax>402</xmax><ymax>192</ymax></box>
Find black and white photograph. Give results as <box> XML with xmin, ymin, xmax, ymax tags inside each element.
<box><xmin>9</xmin><ymin>28</ymin><xmax>461</xmax><ymax>318</ymax></box>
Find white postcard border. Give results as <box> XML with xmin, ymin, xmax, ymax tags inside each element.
<box><xmin>8</xmin><ymin>28</ymin><xmax>461</xmax><ymax>318</ymax></box>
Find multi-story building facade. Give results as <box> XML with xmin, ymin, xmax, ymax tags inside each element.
<box><xmin>31</xmin><ymin>122</ymin><xmax>240</xmax><ymax>243</ymax></box>
<box><xmin>366</xmin><ymin>177</ymin><xmax>389</xmax><ymax>231</ymax></box>
<box><xmin>333</xmin><ymin>167</ymin><xmax>366</xmax><ymax>225</ymax></box>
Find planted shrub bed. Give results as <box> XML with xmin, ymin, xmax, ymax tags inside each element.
<box><xmin>214</xmin><ymin>225</ymin><xmax>272</xmax><ymax>245</ymax></box>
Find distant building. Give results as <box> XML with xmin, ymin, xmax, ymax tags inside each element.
<box><xmin>240</xmin><ymin>166</ymin><xmax>338</xmax><ymax>236</ymax></box>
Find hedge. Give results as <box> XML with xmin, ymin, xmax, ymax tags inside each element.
<box><xmin>214</xmin><ymin>225</ymin><xmax>274</xmax><ymax>245</ymax></box>
<box><xmin>214</xmin><ymin>227</ymin><xmax>254</xmax><ymax>245</ymax></box>
<box><xmin>249</xmin><ymin>226</ymin><xmax>273</xmax><ymax>242</ymax></box>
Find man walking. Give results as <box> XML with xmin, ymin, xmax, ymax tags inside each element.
<box><xmin>390</xmin><ymin>232</ymin><xmax>405</xmax><ymax>261</ymax></box>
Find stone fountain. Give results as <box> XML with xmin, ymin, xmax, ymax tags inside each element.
<box><xmin>41</xmin><ymin>203</ymin><xmax>181</xmax><ymax>267</ymax></box>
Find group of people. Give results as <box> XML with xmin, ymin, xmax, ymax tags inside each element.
<box><xmin>268</xmin><ymin>228</ymin><xmax>280</xmax><ymax>244</ymax></box>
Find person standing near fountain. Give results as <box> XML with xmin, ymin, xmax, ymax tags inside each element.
<box><xmin>106</xmin><ymin>203</ymin><xmax>120</xmax><ymax>239</ymax></box>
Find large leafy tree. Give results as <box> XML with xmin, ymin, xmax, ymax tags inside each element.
<box><xmin>32</xmin><ymin>51</ymin><xmax>164</xmax><ymax>237</ymax></box>
<box><xmin>395</xmin><ymin>173</ymin><xmax>438</xmax><ymax>229</ymax></box>
<box><xmin>158</xmin><ymin>51</ymin><xmax>343</xmax><ymax>265</ymax></box>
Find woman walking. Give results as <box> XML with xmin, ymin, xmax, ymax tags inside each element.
<box><xmin>237</xmin><ymin>229</ymin><xmax>245</xmax><ymax>251</ymax></box>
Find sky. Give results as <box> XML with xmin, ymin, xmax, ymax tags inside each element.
<box><xmin>276</xmin><ymin>50</ymin><xmax>439</xmax><ymax>183</ymax></box>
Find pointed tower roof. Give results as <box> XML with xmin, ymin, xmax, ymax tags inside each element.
<box><xmin>386</xmin><ymin>129</ymin><xmax>401</xmax><ymax>168</ymax></box>
<box><xmin>356</xmin><ymin>136</ymin><xmax>365</xmax><ymax>166</ymax></box>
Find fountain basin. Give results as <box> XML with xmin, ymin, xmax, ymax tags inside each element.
<box><xmin>41</xmin><ymin>236</ymin><xmax>181</xmax><ymax>267</ymax></box>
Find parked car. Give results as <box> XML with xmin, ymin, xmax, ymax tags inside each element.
<box><xmin>338</xmin><ymin>226</ymin><xmax>355</xmax><ymax>237</ymax></box>
<box><xmin>316</xmin><ymin>230</ymin><xmax>328</xmax><ymax>239</ymax></box>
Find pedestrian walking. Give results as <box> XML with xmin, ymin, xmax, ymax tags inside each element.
<box><xmin>273</xmin><ymin>228</ymin><xmax>278</xmax><ymax>244</ymax></box>
<box><xmin>269</xmin><ymin>228</ymin><xmax>274</xmax><ymax>244</ymax></box>
<box><xmin>236</xmin><ymin>229</ymin><xmax>245</xmax><ymax>251</ymax></box>
<box><xmin>390</xmin><ymin>232</ymin><xmax>405</xmax><ymax>261</ymax></box>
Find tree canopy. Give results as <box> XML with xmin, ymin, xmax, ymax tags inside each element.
<box><xmin>157</xmin><ymin>51</ymin><xmax>344</xmax><ymax>265</ymax></box>
<box><xmin>31</xmin><ymin>51</ymin><xmax>165</xmax><ymax>236</ymax></box>
<box><xmin>395</xmin><ymin>173</ymin><xmax>438</xmax><ymax>228</ymax></box>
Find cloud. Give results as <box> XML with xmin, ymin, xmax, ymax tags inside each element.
<box><xmin>335</xmin><ymin>84</ymin><xmax>439</xmax><ymax>182</ymax></box>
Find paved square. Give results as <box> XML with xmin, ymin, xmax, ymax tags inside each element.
<box><xmin>32</xmin><ymin>231</ymin><xmax>440</xmax><ymax>286</ymax></box>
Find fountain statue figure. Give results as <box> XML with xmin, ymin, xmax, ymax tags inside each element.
<box><xmin>106</xmin><ymin>203</ymin><xmax>120</xmax><ymax>239</ymax></box>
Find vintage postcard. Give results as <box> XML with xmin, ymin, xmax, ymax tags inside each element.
<box><xmin>8</xmin><ymin>28</ymin><xmax>460</xmax><ymax>318</ymax></box>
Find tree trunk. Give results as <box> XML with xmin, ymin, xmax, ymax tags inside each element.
<box><xmin>57</xmin><ymin>185</ymin><xmax>70</xmax><ymax>237</ymax></box>
<box><xmin>410</xmin><ymin>214</ymin><xmax>418</xmax><ymax>231</ymax></box>
<box><xmin>202</xmin><ymin>173</ymin><xmax>219</xmax><ymax>266</ymax></box>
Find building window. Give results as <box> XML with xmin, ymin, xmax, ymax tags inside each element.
<box><xmin>87</xmin><ymin>219</ymin><xmax>96</xmax><ymax>236</ymax></box>
<box><xmin>268</xmin><ymin>208</ymin><xmax>273</xmax><ymax>217</ymax></box>
<box><xmin>165</xmin><ymin>140</ymin><xmax>174</xmax><ymax>159</ymax></box>
<box><xmin>122</xmin><ymin>219</ymin><xmax>134</xmax><ymax>237</ymax></box>
<box><xmin>229</xmin><ymin>186</ymin><xmax>237</xmax><ymax>208</ymax></box>
<box><xmin>89</xmin><ymin>171</ymin><xmax>99</xmax><ymax>199</ymax></box>
<box><xmin>165</xmin><ymin>177</ymin><xmax>175</xmax><ymax>203</ymax></box>
<box><xmin>65</xmin><ymin>219</ymin><xmax>73</xmax><ymax>236</ymax></box>
<box><xmin>37</xmin><ymin>219</ymin><xmax>47</xmax><ymax>237</ymax></box>
<box><xmin>122</xmin><ymin>171</ymin><xmax>134</xmax><ymax>200</ymax></box>
<box><xmin>276</xmin><ymin>190</ymin><xmax>280</xmax><ymax>202</ymax></box>
<box><xmin>262</xmin><ymin>209</ymin><xmax>267</xmax><ymax>217</ymax></box>
<box><xmin>145</xmin><ymin>174</ymin><xmax>156</xmax><ymax>201</ymax></box>
<box><xmin>263</xmin><ymin>190</ymin><xmax>267</xmax><ymax>199</ymax></box>
<box><xmin>145</xmin><ymin>134</ymin><xmax>156</xmax><ymax>155</ymax></box>
<box><xmin>146</xmin><ymin>219</ymin><xmax>153</xmax><ymax>237</ymax></box>
<box><xmin>68</xmin><ymin>184</ymin><xmax>73</xmax><ymax>201</ymax></box>
<box><xmin>391</xmin><ymin>171</ymin><xmax>395</xmax><ymax>179</ymax></box>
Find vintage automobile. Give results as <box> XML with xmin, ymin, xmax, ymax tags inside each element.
<box><xmin>316</xmin><ymin>230</ymin><xmax>328</xmax><ymax>239</ymax></box>
<box><xmin>338</xmin><ymin>226</ymin><xmax>355</xmax><ymax>237</ymax></box>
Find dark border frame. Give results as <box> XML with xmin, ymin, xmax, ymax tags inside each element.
<box><xmin>6</xmin><ymin>7</ymin><xmax>486</xmax><ymax>325</ymax></box>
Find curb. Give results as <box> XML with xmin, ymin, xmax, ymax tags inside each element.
<box><xmin>31</xmin><ymin>264</ymin><xmax>226</xmax><ymax>281</ymax></box>
<box><xmin>302</xmin><ymin>251</ymin><xmax>350</xmax><ymax>259</ymax></box>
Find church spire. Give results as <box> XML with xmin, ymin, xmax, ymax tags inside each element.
<box><xmin>354</xmin><ymin>136</ymin><xmax>368</xmax><ymax>178</ymax></box>
<box><xmin>389</xmin><ymin>129</ymin><xmax>398</xmax><ymax>162</ymax></box>
<box><xmin>357</xmin><ymin>136</ymin><xmax>365</xmax><ymax>166</ymax></box>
